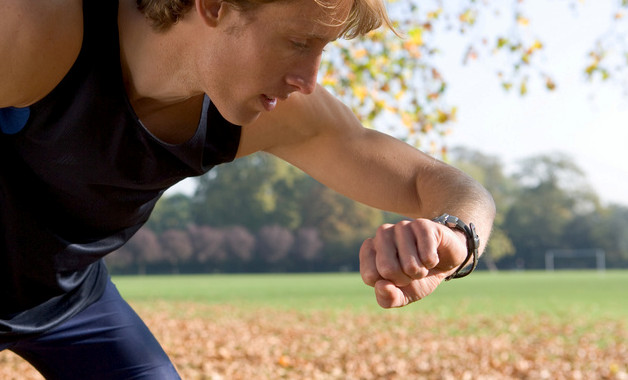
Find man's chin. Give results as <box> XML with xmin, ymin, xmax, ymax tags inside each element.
<box><xmin>214</xmin><ymin>104</ymin><xmax>261</xmax><ymax>126</ymax></box>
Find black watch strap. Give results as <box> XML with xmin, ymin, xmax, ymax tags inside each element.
<box><xmin>432</xmin><ymin>213</ymin><xmax>480</xmax><ymax>280</ymax></box>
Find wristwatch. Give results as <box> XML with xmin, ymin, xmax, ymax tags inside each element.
<box><xmin>432</xmin><ymin>213</ymin><xmax>480</xmax><ymax>280</ymax></box>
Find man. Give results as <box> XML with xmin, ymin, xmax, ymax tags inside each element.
<box><xmin>0</xmin><ymin>0</ymin><xmax>495</xmax><ymax>378</ymax></box>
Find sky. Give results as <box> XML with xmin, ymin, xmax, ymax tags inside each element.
<box><xmin>432</xmin><ymin>0</ymin><xmax>628</xmax><ymax>206</ymax></box>
<box><xmin>169</xmin><ymin>0</ymin><xmax>628</xmax><ymax>206</ymax></box>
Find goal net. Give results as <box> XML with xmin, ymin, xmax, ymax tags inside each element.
<box><xmin>545</xmin><ymin>249</ymin><xmax>606</xmax><ymax>272</ymax></box>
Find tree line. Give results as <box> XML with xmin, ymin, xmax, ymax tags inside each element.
<box><xmin>106</xmin><ymin>149</ymin><xmax>628</xmax><ymax>274</ymax></box>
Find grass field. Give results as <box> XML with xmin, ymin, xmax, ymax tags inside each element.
<box><xmin>2</xmin><ymin>271</ymin><xmax>627</xmax><ymax>379</ymax></box>
<box><xmin>112</xmin><ymin>270</ymin><xmax>628</xmax><ymax>320</ymax></box>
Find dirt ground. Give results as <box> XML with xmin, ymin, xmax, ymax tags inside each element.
<box><xmin>1</xmin><ymin>303</ymin><xmax>627</xmax><ymax>379</ymax></box>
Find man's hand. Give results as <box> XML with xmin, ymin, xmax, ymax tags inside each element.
<box><xmin>359</xmin><ymin>218</ymin><xmax>468</xmax><ymax>308</ymax></box>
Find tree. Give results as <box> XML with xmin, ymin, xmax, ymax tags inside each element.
<box><xmin>187</xmin><ymin>224</ymin><xmax>227</xmax><ymax>266</ymax></box>
<box><xmin>300</xmin><ymin>183</ymin><xmax>384</xmax><ymax>269</ymax></box>
<box><xmin>514</xmin><ymin>153</ymin><xmax>600</xmax><ymax>214</ymax></box>
<box><xmin>293</xmin><ymin>227</ymin><xmax>324</xmax><ymax>262</ymax></box>
<box><xmin>320</xmin><ymin>0</ymin><xmax>628</xmax><ymax>153</ymax></box>
<box><xmin>189</xmin><ymin>153</ymin><xmax>385</xmax><ymax>269</ymax></box>
<box><xmin>147</xmin><ymin>193</ymin><xmax>192</xmax><ymax>234</ymax></box>
<box><xmin>160</xmin><ymin>229</ymin><xmax>194</xmax><ymax>273</ymax></box>
<box><xmin>105</xmin><ymin>246</ymin><xmax>134</xmax><ymax>274</ymax></box>
<box><xmin>120</xmin><ymin>227</ymin><xmax>163</xmax><ymax>274</ymax></box>
<box><xmin>589</xmin><ymin>205</ymin><xmax>628</xmax><ymax>267</ymax></box>
<box><xmin>256</xmin><ymin>225</ymin><xmax>295</xmax><ymax>265</ymax></box>
<box><xmin>191</xmin><ymin>154</ymin><xmax>309</xmax><ymax>231</ymax></box>
<box><xmin>504</xmin><ymin>154</ymin><xmax>600</xmax><ymax>268</ymax></box>
<box><xmin>224</xmin><ymin>226</ymin><xmax>256</xmax><ymax>263</ymax></box>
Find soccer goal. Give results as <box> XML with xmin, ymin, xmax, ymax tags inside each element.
<box><xmin>545</xmin><ymin>249</ymin><xmax>606</xmax><ymax>272</ymax></box>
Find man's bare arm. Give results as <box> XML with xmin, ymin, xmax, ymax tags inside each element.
<box><xmin>0</xmin><ymin>0</ymin><xmax>83</xmax><ymax>108</ymax></box>
<box><xmin>239</xmin><ymin>85</ymin><xmax>495</xmax><ymax>244</ymax></box>
<box><xmin>239</xmin><ymin>84</ymin><xmax>495</xmax><ymax>307</ymax></box>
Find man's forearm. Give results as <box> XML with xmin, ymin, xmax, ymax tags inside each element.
<box><xmin>412</xmin><ymin>161</ymin><xmax>496</xmax><ymax>254</ymax></box>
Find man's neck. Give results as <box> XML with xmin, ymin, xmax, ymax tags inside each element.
<box><xmin>117</xmin><ymin>0</ymin><xmax>204</xmax><ymax>107</ymax></box>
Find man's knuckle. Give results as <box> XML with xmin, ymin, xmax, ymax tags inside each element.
<box><xmin>376</xmin><ymin>223</ymin><xmax>397</xmax><ymax>237</ymax></box>
<box><xmin>422</xmin><ymin>253</ymin><xmax>439</xmax><ymax>268</ymax></box>
<box><xmin>378</xmin><ymin>263</ymin><xmax>397</xmax><ymax>279</ymax></box>
<box><xmin>401</xmin><ymin>260</ymin><xmax>421</xmax><ymax>276</ymax></box>
<box><xmin>361</xmin><ymin>271</ymin><xmax>378</xmax><ymax>285</ymax></box>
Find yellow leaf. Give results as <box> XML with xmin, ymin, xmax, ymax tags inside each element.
<box><xmin>321</xmin><ymin>75</ymin><xmax>337</xmax><ymax>87</ymax></box>
<box><xmin>517</xmin><ymin>16</ymin><xmax>530</xmax><ymax>26</ymax></box>
<box><xmin>496</xmin><ymin>38</ymin><xmax>509</xmax><ymax>49</ymax></box>
<box><xmin>459</xmin><ymin>9</ymin><xmax>476</xmax><ymax>24</ymax></box>
<box><xmin>531</xmin><ymin>40</ymin><xmax>543</xmax><ymax>51</ymax></box>
<box><xmin>427</xmin><ymin>8</ymin><xmax>443</xmax><ymax>20</ymax></box>
<box><xmin>401</xmin><ymin>113</ymin><xmax>414</xmax><ymax>128</ymax></box>
<box><xmin>602</xmin><ymin>69</ymin><xmax>610</xmax><ymax>80</ymax></box>
<box><xmin>408</xmin><ymin>27</ymin><xmax>423</xmax><ymax>47</ymax></box>
<box><xmin>520</xmin><ymin>81</ymin><xmax>528</xmax><ymax>96</ymax></box>
<box><xmin>353</xmin><ymin>85</ymin><xmax>367</xmax><ymax>102</ymax></box>
<box><xmin>403</xmin><ymin>41</ymin><xmax>422</xmax><ymax>58</ymax></box>
<box><xmin>436</xmin><ymin>110</ymin><xmax>449</xmax><ymax>123</ymax></box>
<box><xmin>352</xmin><ymin>48</ymin><xmax>368</xmax><ymax>59</ymax></box>
<box><xmin>585</xmin><ymin>64</ymin><xmax>597</xmax><ymax>76</ymax></box>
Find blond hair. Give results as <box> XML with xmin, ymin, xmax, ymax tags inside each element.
<box><xmin>136</xmin><ymin>0</ymin><xmax>394</xmax><ymax>38</ymax></box>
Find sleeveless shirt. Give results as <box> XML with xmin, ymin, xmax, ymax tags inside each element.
<box><xmin>0</xmin><ymin>1</ymin><xmax>241</xmax><ymax>342</ymax></box>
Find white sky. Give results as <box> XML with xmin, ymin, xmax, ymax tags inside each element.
<box><xmin>432</xmin><ymin>0</ymin><xmax>628</xmax><ymax>206</ymax></box>
<box><xmin>170</xmin><ymin>0</ymin><xmax>628</xmax><ymax>206</ymax></box>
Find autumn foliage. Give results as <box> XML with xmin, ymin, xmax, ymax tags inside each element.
<box><xmin>2</xmin><ymin>303</ymin><xmax>626</xmax><ymax>379</ymax></box>
<box><xmin>320</xmin><ymin>0</ymin><xmax>628</xmax><ymax>155</ymax></box>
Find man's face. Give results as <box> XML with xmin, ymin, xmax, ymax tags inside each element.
<box><xmin>198</xmin><ymin>0</ymin><xmax>352</xmax><ymax>125</ymax></box>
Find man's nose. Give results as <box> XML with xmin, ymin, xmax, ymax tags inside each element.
<box><xmin>286</xmin><ymin>56</ymin><xmax>321</xmax><ymax>95</ymax></box>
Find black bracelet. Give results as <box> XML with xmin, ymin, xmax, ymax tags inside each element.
<box><xmin>432</xmin><ymin>213</ymin><xmax>480</xmax><ymax>280</ymax></box>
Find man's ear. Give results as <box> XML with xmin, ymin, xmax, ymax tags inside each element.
<box><xmin>196</xmin><ymin>0</ymin><xmax>225</xmax><ymax>27</ymax></box>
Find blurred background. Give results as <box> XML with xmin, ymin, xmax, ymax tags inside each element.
<box><xmin>106</xmin><ymin>0</ymin><xmax>628</xmax><ymax>275</ymax></box>
<box><xmin>3</xmin><ymin>1</ymin><xmax>627</xmax><ymax>379</ymax></box>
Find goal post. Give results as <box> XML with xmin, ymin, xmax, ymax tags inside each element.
<box><xmin>545</xmin><ymin>249</ymin><xmax>606</xmax><ymax>272</ymax></box>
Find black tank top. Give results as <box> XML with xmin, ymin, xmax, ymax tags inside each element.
<box><xmin>0</xmin><ymin>1</ymin><xmax>241</xmax><ymax>341</ymax></box>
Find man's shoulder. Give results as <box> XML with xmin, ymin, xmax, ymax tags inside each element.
<box><xmin>0</xmin><ymin>0</ymin><xmax>83</xmax><ymax>107</ymax></box>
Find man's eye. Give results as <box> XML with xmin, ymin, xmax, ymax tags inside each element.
<box><xmin>291</xmin><ymin>40</ymin><xmax>309</xmax><ymax>50</ymax></box>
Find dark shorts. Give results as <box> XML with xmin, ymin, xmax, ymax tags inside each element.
<box><xmin>0</xmin><ymin>279</ymin><xmax>180</xmax><ymax>380</ymax></box>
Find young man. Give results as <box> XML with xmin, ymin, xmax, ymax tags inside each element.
<box><xmin>0</xmin><ymin>0</ymin><xmax>495</xmax><ymax>378</ymax></box>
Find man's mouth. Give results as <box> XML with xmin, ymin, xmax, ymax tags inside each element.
<box><xmin>261</xmin><ymin>94</ymin><xmax>278</xmax><ymax>111</ymax></box>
